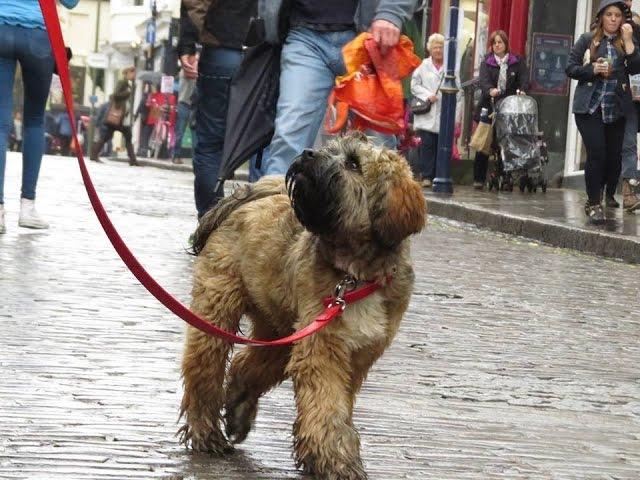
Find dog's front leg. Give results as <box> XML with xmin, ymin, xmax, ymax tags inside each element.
<box><xmin>179</xmin><ymin>275</ymin><xmax>243</xmax><ymax>455</ymax></box>
<box><xmin>289</xmin><ymin>334</ymin><xmax>368</xmax><ymax>480</ymax></box>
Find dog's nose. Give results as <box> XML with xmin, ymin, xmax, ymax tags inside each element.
<box><xmin>302</xmin><ymin>149</ymin><xmax>315</xmax><ymax>160</ymax></box>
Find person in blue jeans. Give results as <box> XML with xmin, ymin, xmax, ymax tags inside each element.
<box><xmin>0</xmin><ymin>0</ymin><xmax>79</xmax><ymax>234</ymax></box>
<box><xmin>183</xmin><ymin>0</ymin><xmax>267</xmax><ymax>218</ymax></box>
<box><xmin>260</xmin><ymin>0</ymin><xmax>419</xmax><ymax>177</ymax></box>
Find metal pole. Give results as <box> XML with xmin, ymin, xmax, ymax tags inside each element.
<box><xmin>433</xmin><ymin>0</ymin><xmax>459</xmax><ymax>194</ymax></box>
<box><xmin>147</xmin><ymin>0</ymin><xmax>158</xmax><ymax>71</ymax></box>
<box><xmin>87</xmin><ymin>0</ymin><xmax>102</xmax><ymax>155</ymax></box>
<box><xmin>421</xmin><ymin>0</ymin><xmax>429</xmax><ymax>52</ymax></box>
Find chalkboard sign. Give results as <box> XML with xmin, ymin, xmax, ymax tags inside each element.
<box><xmin>529</xmin><ymin>33</ymin><xmax>573</xmax><ymax>96</ymax></box>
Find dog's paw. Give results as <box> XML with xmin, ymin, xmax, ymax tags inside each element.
<box><xmin>303</xmin><ymin>458</ymin><xmax>368</xmax><ymax>480</ymax></box>
<box><xmin>178</xmin><ymin>423</ymin><xmax>234</xmax><ymax>455</ymax></box>
<box><xmin>297</xmin><ymin>453</ymin><xmax>367</xmax><ymax>480</ymax></box>
<box><xmin>224</xmin><ymin>386</ymin><xmax>258</xmax><ymax>444</ymax></box>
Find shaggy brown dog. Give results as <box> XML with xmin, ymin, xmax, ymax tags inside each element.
<box><xmin>179</xmin><ymin>133</ymin><xmax>426</xmax><ymax>480</ymax></box>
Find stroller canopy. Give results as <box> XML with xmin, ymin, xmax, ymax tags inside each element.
<box><xmin>494</xmin><ymin>95</ymin><xmax>541</xmax><ymax>172</ymax></box>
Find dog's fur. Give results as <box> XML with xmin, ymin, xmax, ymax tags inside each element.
<box><xmin>179</xmin><ymin>133</ymin><xmax>426</xmax><ymax>480</ymax></box>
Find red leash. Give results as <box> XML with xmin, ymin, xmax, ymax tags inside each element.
<box><xmin>38</xmin><ymin>0</ymin><xmax>384</xmax><ymax>346</ymax></box>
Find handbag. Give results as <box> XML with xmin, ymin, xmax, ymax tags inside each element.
<box><xmin>103</xmin><ymin>102</ymin><xmax>125</xmax><ymax>128</ymax></box>
<box><xmin>410</xmin><ymin>96</ymin><xmax>432</xmax><ymax>115</ymax></box>
<box><xmin>410</xmin><ymin>70</ymin><xmax>445</xmax><ymax>115</ymax></box>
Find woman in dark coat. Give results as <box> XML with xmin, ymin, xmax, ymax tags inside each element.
<box><xmin>566</xmin><ymin>0</ymin><xmax>640</xmax><ymax>224</ymax></box>
<box><xmin>473</xmin><ymin>30</ymin><xmax>529</xmax><ymax>188</ymax></box>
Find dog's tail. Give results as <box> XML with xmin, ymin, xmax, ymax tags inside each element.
<box><xmin>190</xmin><ymin>177</ymin><xmax>288</xmax><ymax>256</ymax></box>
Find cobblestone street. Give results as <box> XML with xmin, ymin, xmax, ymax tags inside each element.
<box><xmin>1</xmin><ymin>153</ymin><xmax>639</xmax><ymax>479</ymax></box>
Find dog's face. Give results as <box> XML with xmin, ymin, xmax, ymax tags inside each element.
<box><xmin>285</xmin><ymin>133</ymin><xmax>426</xmax><ymax>249</ymax></box>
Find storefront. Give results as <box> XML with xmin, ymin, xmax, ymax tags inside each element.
<box><xmin>428</xmin><ymin>0</ymin><xmax>638</xmax><ymax>183</ymax></box>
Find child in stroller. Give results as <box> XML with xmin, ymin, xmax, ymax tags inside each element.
<box><xmin>486</xmin><ymin>94</ymin><xmax>548</xmax><ymax>192</ymax></box>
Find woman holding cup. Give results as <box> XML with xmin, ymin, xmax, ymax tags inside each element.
<box><xmin>566</xmin><ymin>0</ymin><xmax>640</xmax><ymax>224</ymax></box>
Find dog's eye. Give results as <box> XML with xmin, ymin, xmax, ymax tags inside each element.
<box><xmin>345</xmin><ymin>155</ymin><xmax>360</xmax><ymax>171</ymax></box>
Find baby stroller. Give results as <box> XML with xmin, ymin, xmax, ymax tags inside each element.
<box><xmin>487</xmin><ymin>95</ymin><xmax>548</xmax><ymax>193</ymax></box>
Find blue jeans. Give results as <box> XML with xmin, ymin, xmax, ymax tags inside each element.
<box><xmin>417</xmin><ymin>130</ymin><xmax>438</xmax><ymax>180</ymax></box>
<box><xmin>193</xmin><ymin>46</ymin><xmax>243</xmax><ymax>218</ymax></box>
<box><xmin>173</xmin><ymin>101</ymin><xmax>193</xmax><ymax>159</ymax></box>
<box><xmin>0</xmin><ymin>24</ymin><xmax>54</xmax><ymax>204</ymax></box>
<box><xmin>248</xmin><ymin>145</ymin><xmax>269</xmax><ymax>183</ymax></box>
<box><xmin>262</xmin><ymin>28</ymin><xmax>356</xmax><ymax>176</ymax></box>
<box><xmin>622</xmin><ymin>106</ymin><xmax>640</xmax><ymax>180</ymax></box>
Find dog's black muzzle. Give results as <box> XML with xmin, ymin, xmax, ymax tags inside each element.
<box><xmin>285</xmin><ymin>149</ymin><xmax>342</xmax><ymax>235</ymax></box>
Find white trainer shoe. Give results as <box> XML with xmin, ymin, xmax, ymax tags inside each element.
<box><xmin>18</xmin><ymin>198</ymin><xmax>49</xmax><ymax>229</ymax></box>
<box><xmin>0</xmin><ymin>204</ymin><xmax>5</xmax><ymax>234</ymax></box>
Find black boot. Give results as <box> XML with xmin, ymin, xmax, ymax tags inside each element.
<box><xmin>90</xmin><ymin>139</ymin><xmax>105</xmax><ymax>163</ymax></box>
<box><xmin>126</xmin><ymin>142</ymin><xmax>139</xmax><ymax>166</ymax></box>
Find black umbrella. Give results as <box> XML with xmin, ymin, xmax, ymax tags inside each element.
<box><xmin>217</xmin><ymin>20</ymin><xmax>282</xmax><ymax>194</ymax></box>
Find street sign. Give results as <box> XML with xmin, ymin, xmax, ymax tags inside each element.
<box><xmin>87</xmin><ymin>52</ymin><xmax>108</xmax><ymax>69</ymax></box>
<box><xmin>146</xmin><ymin>19</ymin><xmax>156</xmax><ymax>45</ymax></box>
<box><xmin>160</xmin><ymin>75</ymin><xmax>174</xmax><ymax>94</ymax></box>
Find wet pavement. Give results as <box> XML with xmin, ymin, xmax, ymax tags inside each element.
<box><xmin>1</xmin><ymin>153</ymin><xmax>640</xmax><ymax>479</ymax></box>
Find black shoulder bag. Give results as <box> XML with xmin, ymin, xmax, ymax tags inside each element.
<box><xmin>411</xmin><ymin>70</ymin><xmax>445</xmax><ymax>115</ymax></box>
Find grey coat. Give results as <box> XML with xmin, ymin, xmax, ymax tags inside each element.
<box><xmin>566</xmin><ymin>32</ymin><xmax>640</xmax><ymax>116</ymax></box>
<box><xmin>260</xmin><ymin>0</ymin><xmax>419</xmax><ymax>45</ymax></box>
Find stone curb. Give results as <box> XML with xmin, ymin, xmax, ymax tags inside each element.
<box><xmin>426</xmin><ymin>196</ymin><xmax>640</xmax><ymax>264</ymax></box>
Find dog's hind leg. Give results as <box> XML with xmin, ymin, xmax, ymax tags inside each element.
<box><xmin>289</xmin><ymin>334</ymin><xmax>368</xmax><ymax>480</ymax></box>
<box><xmin>224</xmin><ymin>321</ymin><xmax>291</xmax><ymax>444</ymax></box>
<box><xmin>178</xmin><ymin>272</ymin><xmax>244</xmax><ymax>454</ymax></box>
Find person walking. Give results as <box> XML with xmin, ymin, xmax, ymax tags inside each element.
<box><xmin>472</xmin><ymin>30</ymin><xmax>529</xmax><ymax>189</ymax></box>
<box><xmin>0</xmin><ymin>0</ymin><xmax>79</xmax><ymax>234</ymax></box>
<box><xmin>566</xmin><ymin>0</ymin><xmax>640</xmax><ymax>224</ymax></box>
<box><xmin>135</xmin><ymin>83</ymin><xmax>154</xmax><ymax>157</ymax></box>
<box><xmin>58</xmin><ymin>110</ymin><xmax>73</xmax><ymax>157</ymax></box>
<box><xmin>90</xmin><ymin>66</ymin><xmax>139</xmax><ymax>166</ymax></box>
<box><xmin>172</xmin><ymin>72</ymin><xmax>196</xmax><ymax>165</ymax></box>
<box><xmin>173</xmin><ymin>5</ymin><xmax>199</xmax><ymax>166</ymax></box>
<box><xmin>260</xmin><ymin>0</ymin><xmax>419</xmax><ymax>177</ymax></box>
<box><xmin>411</xmin><ymin>33</ymin><xmax>462</xmax><ymax>188</ymax></box>
<box><xmin>183</xmin><ymin>0</ymin><xmax>263</xmax><ymax>218</ymax></box>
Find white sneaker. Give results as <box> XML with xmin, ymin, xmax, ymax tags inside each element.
<box><xmin>0</xmin><ymin>204</ymin><xmax>5</xmax><ymax>234</ymax></box>
<box><xmin>18</xmin><ymin>198</ymin><xmax>49</xmax><ymax>229</ymax></box>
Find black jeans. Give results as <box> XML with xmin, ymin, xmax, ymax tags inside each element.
<box><xmin>473</xmin><ymin>151</ymin><xmax>490</xmax><ymax>183</ymax></box>
<box><xmin>192</xmin><ymin>46</ymin><xmax>243</xmax><ymax>218</ymax></box>
<box><xmin>91</xmin><ymin>124</ymin><xmax>137</xmax><ymax>164</ymax></box>
<box><xmin>417</xmin><ymin>130</ymin><xmax>438</xmax><ymax>180</ymax></box>
<box><xmin>574</xmin><ymin>110</ymin><xmax>625</xmax><ymax>204</ymax></box>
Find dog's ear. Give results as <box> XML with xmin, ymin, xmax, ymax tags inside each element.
<box><xmin>372</xmin><ymin>168</ymin><xmax>426</xmax><ymax>249</ymax></box>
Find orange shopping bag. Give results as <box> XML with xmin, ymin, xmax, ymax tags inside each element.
<box><xmin>325</xmin><ymin>33</ymin><xmax>421</xmax><ymax>135</ymax></box>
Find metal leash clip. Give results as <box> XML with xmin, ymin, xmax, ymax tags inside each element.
<box><xmin>330</xmin><ymin>275</ymin><xmax>357</xmax><ymax>311</ymax></box>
